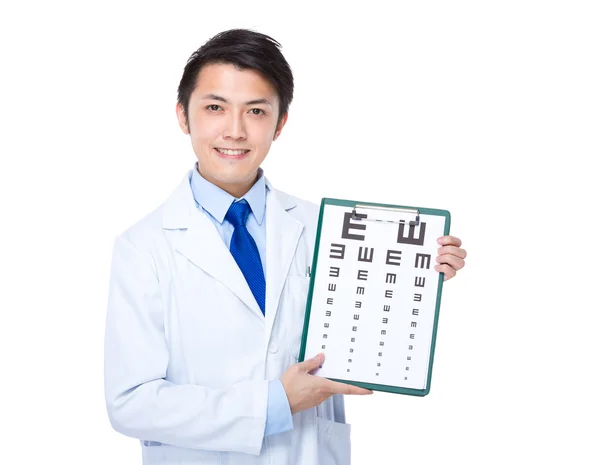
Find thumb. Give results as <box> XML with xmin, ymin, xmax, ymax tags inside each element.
<box><xmin>300</xmin><ymin>353</ymin><xmax>324</xmax><ymax>372</ymax></box>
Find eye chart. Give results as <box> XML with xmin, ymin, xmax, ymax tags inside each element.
<box><xmin>298</xmin><ymin>198</ymin><xmax>450</xmax><ymax>396</ymax></box>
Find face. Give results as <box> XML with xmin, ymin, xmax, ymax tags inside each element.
<box><xmin>176</xmin><ymin>63</ymin><xmax>288</xmax><ymax>197</ymax></box>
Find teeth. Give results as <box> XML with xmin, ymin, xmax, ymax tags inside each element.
<box><xmin>216</xmin><ymin>148</ymin><xmax>248</xmax><ymax>155</ymax></box>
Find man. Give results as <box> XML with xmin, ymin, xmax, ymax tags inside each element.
<box><xmin>104</xmin><ymin>29</ymin><xmax>467</xmax><ymax>464</ymax></box>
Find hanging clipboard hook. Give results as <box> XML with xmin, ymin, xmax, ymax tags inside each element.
<box><xmin>351</xmin><ymin>204</ymin><xmax>420</xmax><ymax>226</ymax></box>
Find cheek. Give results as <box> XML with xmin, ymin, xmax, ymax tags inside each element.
<box><xmin>253</xmin><ymin>137</ymin><xmax>273</xmax><ymax>161</ymax></box>
<box><xmin>190</xmin><ymin>111</ymin><xmax>219</xmax><ymax>134</ymax></box>
<box><xmin>256</xmin><ymin>125</ymin><xmax>278</xmax><ymax>148</ymax></box>
<box><xmin>191</xmin><ymin>124</ymin><xmax>220</xmax><ymax>148</ymax></box>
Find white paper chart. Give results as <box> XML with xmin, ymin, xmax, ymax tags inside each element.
<box><xmin>300</xmin><ymin>199</ymin><xmax>450</xmax><ymax>395</ymax></box>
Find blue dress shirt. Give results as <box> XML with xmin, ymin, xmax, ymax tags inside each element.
<box><xmin>189</xmin><ymin>163</ymin><xmax>294</xmax><ymax>437</ymax></box>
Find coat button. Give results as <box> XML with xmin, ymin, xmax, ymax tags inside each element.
<box><xmin>268</xmin><ymin>342</ymin><xmax>279</xmax><ymax>353</ymax></box>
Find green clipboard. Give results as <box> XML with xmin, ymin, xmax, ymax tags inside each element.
<box><xmin>298</xmin><ymin>197</ymin><xmax>451</xmax><ymax>396</ymax></box>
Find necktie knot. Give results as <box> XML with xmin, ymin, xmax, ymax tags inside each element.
<box><xmin>225</xmin><ymin>199</ymin><xmax>251</xmax><ymax>228</ymax></box>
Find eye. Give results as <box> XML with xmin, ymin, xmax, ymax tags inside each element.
<box><xmin>206</xmin><ymin>104</ymin><xmax>222</xmax><ymax>111</ymax></box>
<box><xmin>249</xmin><ymin>108</ymin><xmax>265</xmax><ymax>115</ymax></box>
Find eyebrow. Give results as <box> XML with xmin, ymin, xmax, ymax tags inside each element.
<box><xmin>200</xmin><ymin>93</ymin><xmax>272</xmax><ymax>107</ymax></box>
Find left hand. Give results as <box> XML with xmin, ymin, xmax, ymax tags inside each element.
<box><xmin>435</xmin><ymin>235</ymin><xmax>467</xmax><ymax>281</ymax></box>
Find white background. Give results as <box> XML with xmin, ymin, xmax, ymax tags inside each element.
<box><xmin>1</xmin><ymin>1</ymin><xmax>598</xmax><ymax>464</ymax></box>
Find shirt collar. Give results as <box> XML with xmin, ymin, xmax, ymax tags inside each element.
<box><xmin>190</xmin><ymin>162</ymin><xmax>268</xmax><ymax>225</ymax></box>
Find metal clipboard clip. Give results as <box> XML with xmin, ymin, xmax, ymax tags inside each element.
<box><xmin>351</xmin><ymin>204</ymin><xmax>420</xmax><ymax>226</ymax></box>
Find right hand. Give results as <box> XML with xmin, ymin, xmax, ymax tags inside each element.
<box><xmin>280</xmin><ymin>353</ymin><xmax>373</xmax><ymax>415</ymax></box>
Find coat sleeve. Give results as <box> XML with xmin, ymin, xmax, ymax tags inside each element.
<box><xmin>104</xmin><ymin>235</ymin><xmax>269</xmax><ymax>456</ymax></box>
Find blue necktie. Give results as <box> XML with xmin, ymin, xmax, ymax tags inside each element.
<box><xmin>225</xmin><ymin>199</ymin><xmax>266</xmax><ymax>315</ymax></box>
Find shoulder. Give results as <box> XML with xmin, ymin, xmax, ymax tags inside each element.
<box><xmin>113</xmin><ymin>171</ymin><xmax>192</xmax><ymax>253</ymax></box>
<box><xmin>271</xmin><ymin>188</ymin><xmax>320</xmax><ymax>225</ymax></box>
<box><xmin>113</xmin><ymin>204</ymin><xmax>165</xmax><ymax>257</ymax></box>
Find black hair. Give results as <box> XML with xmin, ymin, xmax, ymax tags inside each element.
<box><xmin>177</xmin><ymin>29</ymin><xmax>294</xmax><ymax>125</ymax></box>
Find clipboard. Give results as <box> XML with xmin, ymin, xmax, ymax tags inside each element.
<box><xmin>298</xmin><ymin>198</ymin><xmax>451</xmax><ymax>396</ymax></box>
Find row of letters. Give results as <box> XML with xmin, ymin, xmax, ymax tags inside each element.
<box><xmin>318</xmin><ymin>250</ymin><xmax>430</xmax><ymax>379</ymax></box>
<box><xmin>340</xmin><ymin>212</ymin><xmax>427</xmax><ymax>247</ymax></box>
<box><xmin>329</xmin><ymin>243</ymin><xmax>432</xmax><ymax>269</ymax></box>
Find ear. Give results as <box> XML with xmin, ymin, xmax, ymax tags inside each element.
<box><xmin>273</xmin><ymin>112</ymin><xmax>289</xmax><ymax>141</ymax></box>
<box><xmin>176</xmin><ymin>102</ymin><xmax>190</xmax><ymax>135</ymax></box>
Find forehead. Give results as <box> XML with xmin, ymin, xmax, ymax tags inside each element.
<box><xmin>193</xmin><ymin>63</ymin><xmax>278</xmax><ymax>102</ymax></box>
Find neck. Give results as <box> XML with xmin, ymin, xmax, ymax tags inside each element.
<box><xmin>197</xmin><ymin>168</ymin><xmax>258</xmax><ymax>199</ymax></box>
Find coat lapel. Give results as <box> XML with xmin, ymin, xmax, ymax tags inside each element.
<box><xmin>264</xmin><ymin>183</ymin><xmax>304</xmax><ymax>344</ymax></box>
<box><xmin>162</xmin><ymin>172</ymin><xmax>264</xmax><ymax>321</ymax></box>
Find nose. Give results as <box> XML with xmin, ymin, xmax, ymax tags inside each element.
<box><xmin>222</xmin><ymin>112</ymin><xmax>247</xmax><ymax>140</ymax></box>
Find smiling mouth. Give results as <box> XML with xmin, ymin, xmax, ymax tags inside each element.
<box><xmin>214</xmin><ymin>148</ymin><xmax>250</xmax><ymax>156</ymax></box>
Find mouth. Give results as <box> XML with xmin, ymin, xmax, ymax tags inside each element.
<box><xmin>214</xmin><ymin>147</ymin><xmax>251</xmax><ymax>159</ymax></box>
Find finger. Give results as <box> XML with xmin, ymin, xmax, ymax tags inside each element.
<box><xmin>437</xmin><ymin>245</ymin><xmax>467</xmax><ymax>260</ymax></box>
<box><xmin>434</xmin><ymin>264</ymin><xmax>457</xmax><ymax>281</ymax></box>
<box><xmin>437</xmin><ymin>235</ymin><xmax>462</xmax><ymax>247</ymax></box>
<box><xmin>299</xmin><ymin>353</ymin><xmax>325</xmax><ymax>372</ymax></box>
<box><xmin>436</xmin><ymin>253</ymin><xmax>465</xmax><ymax>271</ymax></box>
<box><xmin>324</xmin><ymin>379</ymin><xmax>373</xmax><ymax>395</ymax></box>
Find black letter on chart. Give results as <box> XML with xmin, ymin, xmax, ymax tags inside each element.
<box><xmin>358</xmin><ymin>247</ymin><xmax>374</xmax><ymax>262</ymax></box>
<box><xmin>415</xmin><ymin>253</ymin><xmax>431</xmax><ymax>269</ymax></box>
<box><xmin>386</xmin><ymin>273</ymin><xmax>397</xmax><ymax>284</ymax></box>
<box><xmin>397</xmin><ymin>220</ymin><xmax>426</xmax><ymax>246</ymax></box>
<box><xmin>342</xmin><ymin>212</ymin><xmax>367</xmax><ymax>241</ymax></box>
<box><xmin>386</xmin><ymin>250</ymin><xmax>402</xmax><ymax>266</ymax></box>
<box><xmin>329</xmin><ymin>266</ymin><xmax>340</xmax><ymax>277</ymax></box>
<box><xmin>356</xmin><ymin>287</ymin><xmax>365</xmax><ymax>295</ymax></box>
<box><xmin>357</xmin><ymin>270</ymin><xmax>368</xmax><ymax>280</ymax></box>
<box><xmin>330</xmin><ymin>243</ymin><xmax>345</xmax><ymax>259</ymax></box>
<box><xmin>415</xmin><ymin>277</ymin><xmax>426</xmax><ymax>287</ymax></box>
<box><xmin>414</xmin><ymin>293</ymin><xmax>422</xmax><ymax>302</ymax></box>
<box><xmin>328</xmin><ymin>283</ymin><xmax>337</xmax><ymax>292</ymax></box>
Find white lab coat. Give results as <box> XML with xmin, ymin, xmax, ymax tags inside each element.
<box><xmin>104</xmin><ymin>169</ymin><xmax>351</xmax><ymax>465</ymax></box>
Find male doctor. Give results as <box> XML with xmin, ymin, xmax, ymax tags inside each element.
<box><xmin>104</xmin><ymin>29</ymin><xmax>467</xmax><ymax>465</ymax></box>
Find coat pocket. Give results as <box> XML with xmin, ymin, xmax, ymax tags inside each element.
<box><xmin>316</xmin><ymin>417</ymin><xmax>352</xmax><ymax>465</ymax></box>
<box><xmin>141</xmin><ymin>442</ymin><xmax>223</xmax><ymax>464</ymax></box>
